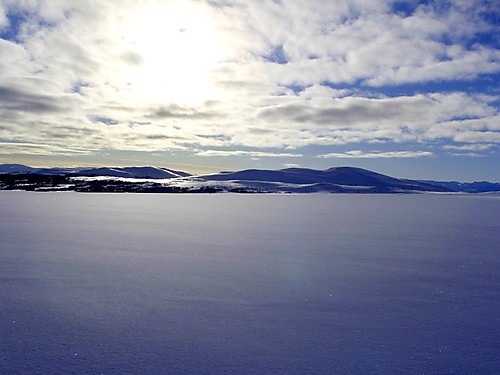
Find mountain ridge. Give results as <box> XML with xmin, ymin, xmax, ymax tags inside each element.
<box><xmin>0</xmin><ymin>164</ymin><xmax>498</xmax><ymax>193</ymax></box>
<box><xmin>0</xmin><ymin>164</ymin><xmax>191</xmax><ymax>179</ymax></box>
<box><xmin>199</xmin><ymin>167</ymin><xmax>449</xmax><ymax>193</ymax></box>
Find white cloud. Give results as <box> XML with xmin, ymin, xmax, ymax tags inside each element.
<box><xmin>195</xmin><ymin>150</ymin><xmax>303</xmax><ymax>158</ymax></box>
<box><xmin>366</xmin><ymin>47</ymin><xmax>500</xmax><ymax>86</ymax></box>
<box><xmin>453</xmin><ymin>131</ymin><xmax>500</xmax><ymax>144</ymax></box>
<box><xmin>318</xmin><ymin>150</ymin><xmax>434</xmax><ymax>158</ymax></box>
<box><xmin>443</xmin><ymin>143</ymin><xmax>496</xmax><ymax>151</ymax></box>
<box><xmin>0</xmin><ymin>5</ymin><xmax>9</xmax><ymax>30</ymax></box>
<box><xmin>0</xmin><ymin>0</ymin><xmax>498</xmax><ymax>162</ymax></box>
<box><xmin>0</xmin><ymin>141</ymin><xmax>96</xmax><ymax>156</ymax></box>
<box><xmin>450</xmin><ymin>152</ymin><xmax>483</xmax><ymax>157</ymax></box>
<box><xmin>213</xmin><ymin>1</ymin><xmax>500</xmax><ymax>87</ymax></box>
<box><xmin>426</xmin><ymin>116</ymin><xmax>500</xmax><ymax>143</ymax></box>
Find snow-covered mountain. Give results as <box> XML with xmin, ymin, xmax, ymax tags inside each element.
<box><xmin>76</xmin><ymin>166</ymin><xmax>191</xmax><ymax>179</ymax></box>
<box><xmin>1</xmin><ymin>164</ymin><xmax>498</xmax><ymax>193</ymax></box>
<box><xmin>0</xmin><ymin>164</ymin><xmax>190</xmax><ymax>179</ymax></box>
<box><xmin>200</xmin><ymin>167</ymin><xmax>451</xmax><ymax>193</ymax></box>
<box><xmin>0</xmin><ymin>164</ymin><xmax>39</xmax><ymax>174</ymax></box>
<box><xmin>420</xmin><ymin>180</ymin><xmax>500</xmax><ymax>193</ymax></box>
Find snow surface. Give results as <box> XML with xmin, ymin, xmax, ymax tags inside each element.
<box><xmin>0</xmin><ymin>192</ymin><xmax>499</xmax><ymax>374</ymax></box>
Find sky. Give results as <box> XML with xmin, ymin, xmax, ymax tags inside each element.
<box><xmin>0</xmin><ymin>0</ymin><xmax>499</xmax><ymax>181</ymax></box>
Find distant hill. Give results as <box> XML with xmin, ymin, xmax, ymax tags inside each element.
<box><xmin>0</xmin><ymin>164</ymin><xmax>190</xmax><ymax>179</ymax></box>
<box><xmin>200</xmin><ymin>167</ymin><xmax>452</xmax><ymax>193</ymax></box>
<box><xmin>0</xmin><ymin>164</ymin><xmax>38</xmax><ymax>174</ymax></box>
<box><xmin>75</xmin><ymin>166</ymin><xmax>191</xmax><ymax>179</ymax></box>
<box><xmin>1</xmin><ymin>164</ymin><xmax>498</xmax><ymax>193</ymax></box>
<box><xmin>420</xmin><ymin>180</ymin><xmax>500</xmax><ymax>194</ymax></box>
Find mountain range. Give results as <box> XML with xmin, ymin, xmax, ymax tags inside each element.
<box><xmin>0</xmin><ymin>164</ymin><xmax>499</xmax><ymax>193</ymax></box>
<box><xmin>0</xmin><ymin>164</ymin><xmax>190</xmax><ymax>179</ymax></box>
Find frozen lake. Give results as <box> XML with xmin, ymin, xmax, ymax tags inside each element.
<box><xmin>1</xmin><ymin>192</ymin><xmax>499</xmax><ymax>374</ymax></box>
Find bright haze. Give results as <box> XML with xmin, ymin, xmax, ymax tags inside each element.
<box><xmin>0</xmin><ymin>0</ymin><xmax>498</xmax><ymax>180</ymax></box>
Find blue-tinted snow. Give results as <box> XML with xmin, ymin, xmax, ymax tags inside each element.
<box><xmin>0</xmin><ymin>192</ymin><xmax>499</xmax><ymax>374</ymax></box>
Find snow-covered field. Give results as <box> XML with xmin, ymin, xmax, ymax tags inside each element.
<box><xmin>1</xmin><ymin>192</ymin><xmax>499</xmax><ymax>374</ymax></box>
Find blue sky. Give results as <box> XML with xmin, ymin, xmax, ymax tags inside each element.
<box><xmin>0</xmin><ymin>0</ymin><xmax>498</xmax><ymax>180</ymax></box>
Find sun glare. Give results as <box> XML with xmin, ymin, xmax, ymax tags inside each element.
<box><xmin>121</xmin><ymin>2</ymin><xmax>225</xmax><ymax>105</ymax></box>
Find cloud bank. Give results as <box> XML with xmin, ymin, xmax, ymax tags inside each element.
<box><xmin>0</xmin><ymin>0</ymin><xmax>498</xmax><ymax>174</ymax></box>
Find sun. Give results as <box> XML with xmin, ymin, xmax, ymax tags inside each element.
<box><xmin>120</xmin><ymin>1</ymin><xmax>225</xmax><ymax>106</ymax></box>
